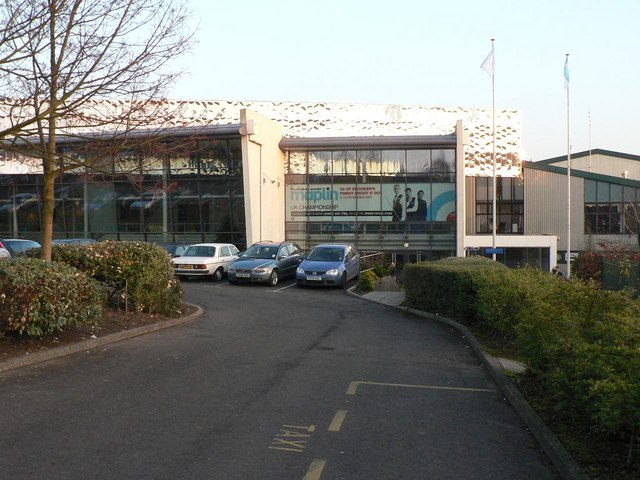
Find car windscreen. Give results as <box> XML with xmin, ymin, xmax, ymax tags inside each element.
<box><xmin>184</xmin><ymin>246</ymin><xmax>215</xmax><ymax>257</ymax></box>
<box><xmin>3</xmin><ymin>240</ymin><xmax>40</xmax><ymax>255</ymax></box>
<box><xmin>306</xmin><ymin>247</ymin><xmax>344</xmax><ymax>262</ymax></box>
<box><xmin>242</xmin><ymin>245</ymin><xmax>279</xmax><ymax>259</ymax></box>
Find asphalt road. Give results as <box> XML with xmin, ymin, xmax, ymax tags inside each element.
<box><xmin>0</xmin><ymin>278</ymin><xmax>560</xmax><ymax>479</ymax></box>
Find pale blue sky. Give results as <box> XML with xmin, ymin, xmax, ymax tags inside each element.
<box><xmin>168</xmin><ymin>0</ymin><xmax>640</xmax><ymax>162</ymax></box>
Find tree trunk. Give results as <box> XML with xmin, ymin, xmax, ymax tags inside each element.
<box><xmin>41</xmin><ymin>155</ymin><xmax>56</xmax><ymax>261</ymax></box>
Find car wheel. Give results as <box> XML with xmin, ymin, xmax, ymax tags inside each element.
<box><xmin>341</xmin><ymin>272</ymin><xmax>347</xmax><ymax>289</ymax></box>
<box><xmin>268</xmin><ymin>270</ymin><xmax>279</xmax><ymax>286</ymax></box>
<box><xmin>211</xmin><ymin>268</ymin><xmax>223</xmax><ymax>282</ymax></box>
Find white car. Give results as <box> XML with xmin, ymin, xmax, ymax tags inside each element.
<box><xmin>172</xmin><ymin>243</ymin><xmax>240</xmax><ymax>281</ymax></box>
<box><xmin>0</xmin><ymin>238</ymin><xmax>41</xmax><ymax>257</ymax></box>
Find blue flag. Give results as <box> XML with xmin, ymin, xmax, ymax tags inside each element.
<box><xmin>564</xmin><ymin>56</ymin><xmax>570</xmax><ymax>88</ymax></box>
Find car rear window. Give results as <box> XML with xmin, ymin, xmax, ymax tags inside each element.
<box><xmin>185</xmin><ymin>246</ymin><xmax>215</xmax><ymax>257</ymax></box>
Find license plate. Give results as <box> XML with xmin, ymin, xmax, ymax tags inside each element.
<box><xmin>178</xmin><ymin>265</ymin><xmax>192</xmax><ymax>269</ymax></box>
<box><xmin>306</xmin><ymin>275</ymin><xmax>322</xmax><ymax>281</ymax></box>
<box><xmin>236</xmin><ymin>272</ymin><xmax>250</xmax><ymax>278</ymax></box>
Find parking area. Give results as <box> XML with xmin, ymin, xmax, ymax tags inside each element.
<box><xmin>176</xmin><ymin>280</ymin><xmax>559</xmax><ymax>480</ymax></box>
<box><xmin>178</xmin><ymin>275</ymin><xmax>360</xmax><ymax>294</ymax></box>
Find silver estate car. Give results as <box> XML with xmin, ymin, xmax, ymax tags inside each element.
<box><xmin>228</xmin><ymin>241</ymin><xmax>303</xmax><ymax>286</ymax></box>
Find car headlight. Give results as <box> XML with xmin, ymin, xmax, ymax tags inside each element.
<box><xmin>297</xmin><ymin>267</ymin><xmax>304</xmax><ymax>274</ymax></box>
<box><xmin>228</xmin><ymin>266</ymin><xmax>235</xmax><ymax>272</ymax></box>
<box><xmin>254</xmin><ymin>268</ymin><xmax>268</xmax><ymax>274</ymax></box>
<box><xmin>326</xmin><ymin>269</ymin><xmax>339</xmax><ymax>276</ymax></box>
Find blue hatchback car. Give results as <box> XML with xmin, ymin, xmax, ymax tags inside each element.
<box><xmin>296</xmin><ymin>243</ymin><xmax>360</xmax><ymax>288</ymax></box>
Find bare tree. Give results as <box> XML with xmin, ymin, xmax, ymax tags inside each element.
<box><xmin>624</xmin><ymin>201</ymin><xmax>640</xmax><ymax>247</ymax></box>
<box><xmin>0</xmin><ymin>0</ymin><xmax>194</xmax><ymax>260</ymax></box>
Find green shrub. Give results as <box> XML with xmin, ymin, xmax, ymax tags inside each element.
<box><xmin>373</xmin><ymin>264</ymin><xmax>386</xmax><ymax>278</ymax></box>
<box><xmin>28</xmin><ymin>241</ymin><xmax>182</xmax><ymax>315</ymax></box>
<box><xmin>513</xmin><ymin>278</ymin><xmax>640</xmax><ymax>434</ymax></box>
<box><xmin>0</xmin><ymin>258</ymin><xmax>105</xmax><ymax>336</ymax></box>
<box><xmin>404</xmin><ymin>256</ymin><xmax>508</xmax><ymax>321</ymax></box>
<box><xmin>474</xmin><ymin>267</ymin><xmax>559</xmax><ymax>347</ymax></box>
<box><xmin>358</xmin><ymin>270</ymin><xmax>377</xmax><ymax>292</ymax></box>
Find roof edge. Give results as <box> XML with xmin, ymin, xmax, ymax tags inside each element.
<box><xmin>279</xmin><ymin>135</ymin><xmax>457</xmax><ymax>150</ymax></box>
<box><xmin>523</xmin><ymin>160</ymin><xmax>640</xmax><ymax>188</ymax></box>
<box><xmin>537</xmin><ymin>148</ymin><xmax>640</xmax><ymax>165</ymax></box>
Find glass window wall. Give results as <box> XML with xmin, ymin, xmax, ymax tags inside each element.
<box><xmin>584</xmin><ymin>179</ymin><xmax>638</xmax><ymax>235</ymax></box>
<box><xmin>284</xmin><ymin>147</ymin><xmax>456</xmax><ymax>255</ymax></box>
<box><xmin>475</xmin><ymin>176</ymin><xmax>524</xmax><ymax>234</ymax></box>
<box><xmin>0</xmin><ymin>136</ymin><xmax>246</xmax><ymax>248</ymax></box>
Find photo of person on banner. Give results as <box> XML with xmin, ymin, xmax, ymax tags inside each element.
<box><xmin>416</xmin><ymin>189</ymin><xmax>428</xmax><ymax>221</ymax></box>
<box><xmin>390</xmin><ymin>183</ymin><xmax>403</xmax><ymax>221</ymax></box>
<box><xmin>405</xmin><ymin>187</ymin><xmax>417</xmax><ymax>221</ymax></box>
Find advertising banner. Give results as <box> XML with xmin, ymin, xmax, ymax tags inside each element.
<box><xmin>286</xmin><ymin>183</ymin><xmax>455</xmax><ymax>222</ymax></box>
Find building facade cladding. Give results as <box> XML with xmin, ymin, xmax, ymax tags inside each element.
<box><xmin>149</xmin><ymin>99</ymin><xmax>523</xmax><ymax>177</ymax></box>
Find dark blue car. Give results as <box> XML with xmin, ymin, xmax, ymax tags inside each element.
<box><xmin>296</xmin><ymin>243</ymin><xmax>360</xmax><ymax>288</ymax></box>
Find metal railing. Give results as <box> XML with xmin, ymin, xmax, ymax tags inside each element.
<box><xmin>360</xmin><ymin>251</ymin><xmax>386</xmax><ymax>274</ymax></box>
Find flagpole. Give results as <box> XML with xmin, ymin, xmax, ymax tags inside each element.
<box><xmin>491</xmin><ymin>39</ymin><xmax>497</xmax><ymax>261</ymax></box>
<box><xmin>565</xmin><ymin>53</ymin><xmax>571</xmax><ymax>278</ymax></box>
<box><xmin>480</xmin><ymin>39</ymin><xmax>497</xmax><ymax>260</ymax></box>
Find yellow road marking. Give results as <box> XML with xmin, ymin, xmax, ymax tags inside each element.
<box><xmin>303</xmin><ymin>458</ymin><xmax>326</xmax><ymax>480</ymax></box>
<box><xmin>284</xmin><ymin>424</ymin><xmax>316</xmax><ymax>432</ymax></box>
<box><xmin>328</xmin><ymin>410</ymin><xmax>347</xmax><ymax>432</ymax></box>
<box><xmin>346</xmin><ymin>380</ymin><xmax>496</xmax><ymax>395</ymax></box>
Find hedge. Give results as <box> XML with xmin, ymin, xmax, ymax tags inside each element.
<box><xmin>404</xmin><ymin>256</ymin><xmax>508</xmax><ymax>322</ymax></box>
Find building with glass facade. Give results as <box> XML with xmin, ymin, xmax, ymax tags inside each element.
<box><xmin>0</xmin><ymin>99</ymin><xmax>567</xmax><ymax>268</ymax></box>
<box><xmin>523</xmin><ymin>149</ymin><xmax>640</xmax><ymax>272</ymax></box>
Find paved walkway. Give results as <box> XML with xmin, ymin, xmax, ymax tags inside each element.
<box><xmin>362</xmin><ymin>282</ymin><xmax>526</xmax><ymax>374</ymax></box>
<box><xmin>356</xmin><ymin>282</ymin><xmax>586</xmax><ymax>479</ymax></box>
<box><xmin>362</xmin><ymin>291</ymin><xmax>405</xmax><ymax>306</ymax></box>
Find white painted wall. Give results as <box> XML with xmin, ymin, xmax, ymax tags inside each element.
<box><xmin>240</xmin><ymin>109</ymin><xmax>285</xmax><ymax>246</ymax></box>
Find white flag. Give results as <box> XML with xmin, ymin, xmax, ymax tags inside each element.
<box><xmin>481</xmin><ymin>45</ymin><xmax>495</xmax><ymax>77</ymax></box>
<box><xmin>564</xmin><ymin>55</ymin><xmax>570</xmax><ymax>88</ymax></box>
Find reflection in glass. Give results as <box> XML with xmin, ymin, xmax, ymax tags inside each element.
<box><xmin>597</xmin><ymin>181</ymin><xmax>609</xmax><ymax>203</ymax></box>
<box><xmin>584</xmin><ymin>179</ymin><xmax>597</xmax><ymax>202</ymax></box>
<box><xmin>610</xmin><ymin>184</ymin><xmax>622</xmax><ymax>202</ymax></box>
<box><xmin>407</xmin><ymin>150</ymin><xmax>430</xmax><ymax>173</ymax></box>
<box><xmin>625</xmin><ymin>203</ymin><xmax>639</xmax><ymax>233</ymax></box>
<box><xmin>229</xmin><ymin>139</ymin><xmax>242</xmax><ymax>175</ymax></box>
<box><xmin>288</xmin><ymin>152</ymin><xmax>307</xmax><ymax>175</ymax></box>
<box><xmin>332</xmin><ymin>151</ymin><xmax>357</xmax><ymax>176</ymax></box>
<box><xmin>381</xmin><ymin>150</ymin><xmax>404</xmax><ymax>176</ymax></box>
<box><xmin>623</xmin><ymin>186</ymin><xmax>637</xmax><ymax>203</ymax></box>
<box><xmin>308</xmin><ymin>151</ymin><xmax>331</xmax><ymax>176</ymax></box>
<box><xmin>432</xmin><ymin>149</ymin><xmax>455</xmax><ymax>172</ymax></box>
<box><xmin>357</xmin><ymin>150</ymin><xmax>381</xmax><ymax>181</ymax></box>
